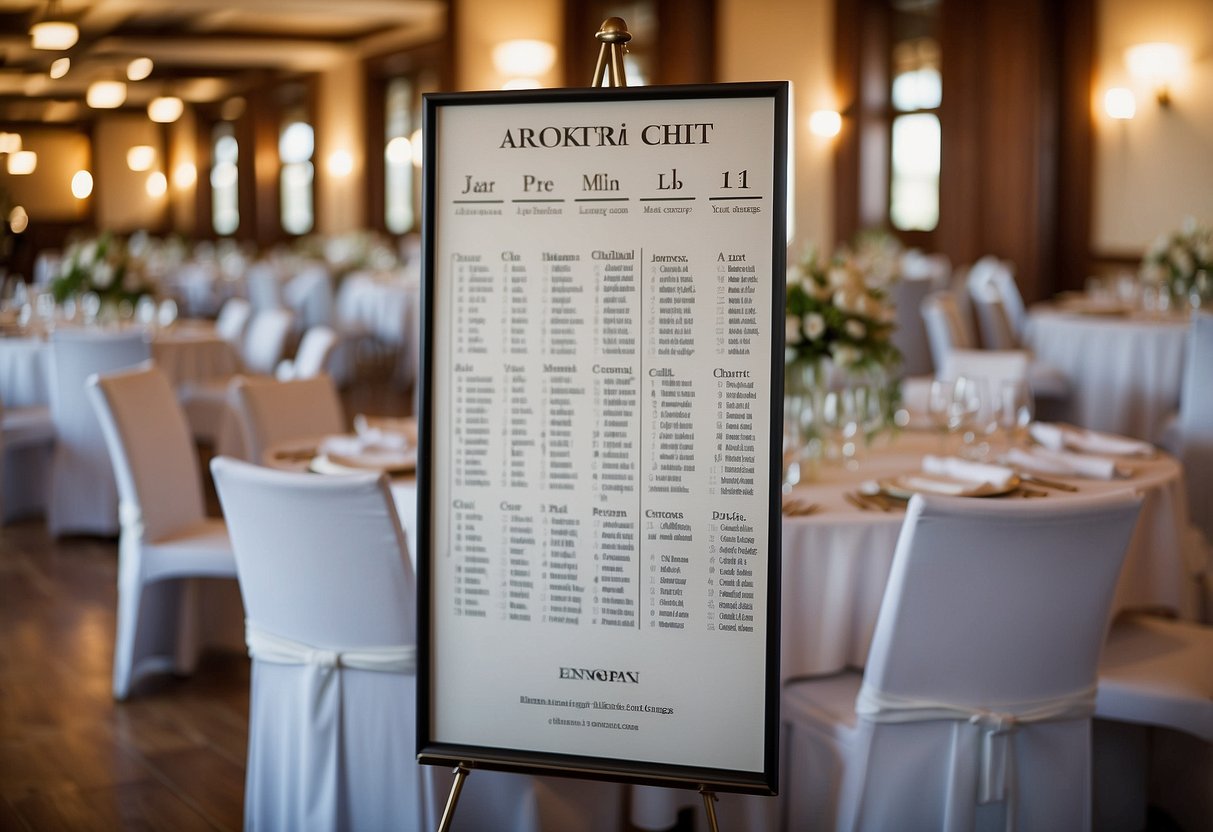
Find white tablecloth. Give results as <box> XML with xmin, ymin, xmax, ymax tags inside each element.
<box><xmin>1024</xmin><ymin>308</ymin><xmax>1190</xmax><ymax>442</ymax></box>
<box><xmin>0</xmin><ymin>323</ymin><xmax>240</xmax><ymax>406</ymax></box>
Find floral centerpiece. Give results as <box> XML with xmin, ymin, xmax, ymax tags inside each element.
<box><xmin>50</xmin><ymin>233</ymin><xmax>154</xmax><ymax>306</ymax></box>
<box><xmin>782</xmin><ymin>234</ymin><xmax>903</xmax><ymax>480</ymax></box>
<box><xmin>1141</xmin><ymin>217</ymin><xmax>1213</xmax><ymax>308</ymax></box>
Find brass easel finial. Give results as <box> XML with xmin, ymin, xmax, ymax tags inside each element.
<box><xmin>591</xmin><ymin>17</ymin><xmax>631</xmax><ymax>88</ymax></box>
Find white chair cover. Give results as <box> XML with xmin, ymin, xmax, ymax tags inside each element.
<box><xmin>87</xmin><ymin>364</ymin><xmax>238</xmax><ymax>698</ymax></box>
<box><xmin>232</xmin><ymin>374</ymin><xmax>345</xmax><ymax>464</ymax></box>
<box><xmin>920</xmin><ymin>290</ymin><xmax>976</xmax><ymax>373</ymax></box>
<box><xmin>967</xmin><ymin>257</ymin><xmax>1025</xmax><ymax>349</ymax></box>
<box><xmin>938</xmin><ymin>347</ymin><xmax>1030</xmax><ymax>389</ymax></box>
<box><xmin>210</xmin><ymin>457</ymin><xmax>430</xmax><ymax>832</ymax></box>
<box><xmin>215</xmin><ymin>297</ymin><xmax>252</xmax><ymax>346</ymax></box>
<box><xmin>48</xmin><ymin>329</ymin><xmax>151</xmax><ymax>536</ymax></box>
<box><xmin>241</xmin><ymin>308</ymin><xmax>294</xmax><ymax>376</ymax></box>
<box><xmin>783</xmin><ymin>491</ymin><xmax>1143</xmax><ymax>832</ymax></box>
<box><xmin>0</xmin><ymin>395</ymin><xmax>55</xmax><ymax>523</ymax></box>
<box><xmin>890</xmin><ymin>275</ymin><xmax>941</xmax><ymax>377</ymax></box>
<box><xmin>1178</xmin><ymin>311</ymin><xmax>1213</xmax><ymax>550</ymax></box>
<box><xmin>276</xmin><ymin>325</ymin><xmax>337</xmax><ymax>381</ymax></box>
<box><xmin>246</xmin><ymin>262</ymin><xmax>286</xmax><ymax>313</ymax></box>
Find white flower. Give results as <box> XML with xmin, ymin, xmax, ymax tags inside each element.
<box><xmin>854</xmin><ymin>293</ymin><xmax>873</xmax><ymax>317</ymax></box>
<box><xmin>830</xmin><ymin>343</ymin><xmax>861</xmax><ymax>368</ymax></box>
<box><xmin>1170</xmin><ymin>246</ymin><xmax>1194</xmax><ymax>276</ymax></box>
<box><xmin>805</xmin><ymin>313</ymin><xmax>825</xmax><ymax>341</ymax></box>
<box><xmin>785</xmin><ymin>316</ymin><xmax>803</xmax><ymax>345</ymax></box>
<box><xmin>81</xmin><ymin>241</ymin><xmax>98</xmax><ymax>266</ymax></box>
<box><xmin>92</xmin><ymin>261</ymin><xmax>114</xmax><ymax>289</ymax></box>
<box><xmin>827</xmin><ymin>266</ymin><xmax>851</xmax><ymax>289</ymax></box>
<box><xmin>832</xmin><ymin>288</ymin><xmax>860</xmax><ymax>313</ymax></box>
<box><xmin>845</xmin><ymin>319</ymin><xmax>866</xmax><ymax>340</ymax></box>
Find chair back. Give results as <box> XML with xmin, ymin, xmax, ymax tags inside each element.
<box><xmin>232</xmin><ymin>374</ymin><xmax>345</xmax><ymax>465</ymax></box>
<box><xmin>890</xmin><ymin>275</ymin><xmax>941</xmax><ymax>377</ymax></box>
<box><xmin>1178</xmin><ymin>311</ymin><xmax>1213</xmax><ymax>545</ymax></box>
<box><xmin>211</xmin><ymin>456</ymin><xmax>414</xmax><ymax>648</ymax></box>
<box><xmin>215</xmin><ymin>297</ymin><xmax>252</xmax><ymax>345</ymax></box>
<box><xmin>833</xmin><ymin>491</ymin><xmax>1142</xmax><ymax>832</ymax></box>
<box><xmin>920</xmin><ymin>290</ymin><xmax>975</xmax><ymax>371</ymax></box>
<box><xmin>87</xmin><ymin>363</ymin><xmax>206</xmax><ymax>543</ymax></box>
<box><xmin>939</xmin><ymin>347</ymin><xmax>1030</xmax><ymax>392</ymax></box>
<box><xmin>278</xmin><ymin>325</ymin><xmax>337</xmax><ymax>381</ymax></box>
<box><xmin>245</xmin><ymin>262</ymin><xmax>285</xmax><ymax>313</ymax></box>
<box><xmin>865</xmin><ymin>491</ymin><xmax>1142</xmax><ymax>704</ymax></box>
<box><xmin>968</xmin><ymin>257</ymin><xmax>1025</xmax><ymax>348</ymax></box>
<box><xmin>240</xmin><ymin>308</ymin><xmax>294</xmax><ymax>375</ymax></box>
<box><xmin>48</xmin><ymin>329</ymin><xmax>151</xmax><ymax>535</ymax></box>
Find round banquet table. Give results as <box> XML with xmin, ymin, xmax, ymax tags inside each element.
<box><xmin>1023</xmin><ymin>306</ymin><xmax>1190</xmax><ymax>442</ymax></box>
<box><xmin>0</xmin><ymin>321</ymin><xmax>239</xmax><ymax>406</ymax></box>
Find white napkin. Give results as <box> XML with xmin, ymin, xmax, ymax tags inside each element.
<box><xmin>323</xmin><ymin>432</ymin><xmax>407</xmax><ymax>456</ymax></box>
<box><xmin>1029</xmin><ymin>422</ymin><xmax>1154</xmax><ymax>457</ymax></box>
<box><xmin>1004</xmin><ymin>446</ymin><xmax>1127</xmax><ymax>480</ymax></box>
<box><xmin>921</xmin><ymin>456</ymin><xmax>1017</xmax><ymax>490</ymax></box>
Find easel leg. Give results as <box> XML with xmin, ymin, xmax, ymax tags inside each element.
<box><xmin>437</xmin><ymin>764</ymin><xmax>471</xmax><ymax>832</ymax></box>
<box><xmin>700</xmin><ymin>787</ymin><xmax>721</xmax><ymax>832</ymax></box>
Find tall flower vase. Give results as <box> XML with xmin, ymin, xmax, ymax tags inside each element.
<box><xmin>782</xmin><ymin>359</ymin><xmax>826</xmax><ymax>490</ymax></box>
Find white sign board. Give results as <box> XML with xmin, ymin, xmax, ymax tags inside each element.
<box><xmin>418</xmin><ymin>83</ymin><xmax>787</xmax><ymax>793</ymax></box>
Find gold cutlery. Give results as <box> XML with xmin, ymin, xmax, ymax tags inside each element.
<box><xmin>1016</xmin><ymin>472</ymin><xmax>1078</xmax><ymax>492</ymax></box>
<box><xmin>781</xmin><ymin>498</ymin><xmax>821</xmax><ymax>517</ymax></box>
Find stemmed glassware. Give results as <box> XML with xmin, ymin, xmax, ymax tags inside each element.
<box><xmin>999</xmin><ymin>378</ymin><xmax>1034</xmax><ymax>451</ymax></box>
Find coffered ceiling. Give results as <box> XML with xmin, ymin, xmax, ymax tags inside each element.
<box><xmin>0</xmin><ymin>0</ymin><xmax>446</xmax><ymax>124</ymax></box>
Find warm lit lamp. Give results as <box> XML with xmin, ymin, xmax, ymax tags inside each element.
<box><xmin>49</xmin><ymin>57</ymin><xmax>70</xmax><ymax>79</ymax></box>
<box><xmin>492</xmin><ymin>38</ymin><xmax>556</xmax><ymax>88</ymax></box>
<box><xmin>87</xmin><ymin>80</ymin><xmax>127</xmax><ymax>109</ymax></box>
<box><xmin>146</xmin><ymin>171</ymin><xmax>167</xmax><ymax>198</ymax></box>
<box><xmin>7</xmin><ymin>150</ymin><xmax>37</xmax><ymax>175</ymax></box>
<box><xmin>409</xmin><ymin>128</ymin><xmax>423</xmax><ymax>168</ymax></box>
<box><xmin>127</xmin><ymin>57</ymin><xmax>154</xmax><ymax>82</ymax></box>
<box><xmin>172</xmin><ymin>162</ymin><xmax>197</xmax><ymax>189</ymax></box>
<box><xmin>127</xmin><ymin>145</ymin><xmax>155</xmax><ymax>172</ymax></box>
<box><xmin>326</xmin><ymin>149</ymin><xmax>354</xmax><ymax>177</ymax></box>
<box><xmin>808</xmin><ymin>110</ymin><xmax>843</xmax><ymax>138</ymax></box>
<box><xmin>385</xmin><ymin>136</ymin><xmax>412</xmax><ymax>165</ymax></box>
<box><xmin>0</xmin><ymin>132</ymin><xmax>21</xmax><ymax>154</ymax></box>
<box><xmin>1125</xmin><ymin>42</ymin><xmax>1186</xmax><ymax>106</ymax></box>
<box><xmin>1104</xmin><ymin>87</ymin><xmax>1137</xmax><ymax>120</ymax></box>
<box><xmin>30</xmin><ymin>0</ymin><xmax>78</xmax><ymax>51</ymax></box>
<box><xmin>148</xmin><ymin>95</ymin><xmax>184</xmax><ymax>123</ymax></box>
<box><xmin>71</xmin><ymin>169</ymin><xmax>93</xmax><ymax>199</ymax></box>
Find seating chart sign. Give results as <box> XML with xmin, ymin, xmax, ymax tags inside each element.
<box><xmin>418</xmin><ymin>83</ymin><xmax>787</xmax><ymax>794</ymax></box>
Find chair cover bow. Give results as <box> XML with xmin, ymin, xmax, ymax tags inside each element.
<box><xmin>856</xmin><ymin>683</ymin><xmax>1096</xmax><ymax>829</ymax></box>
<box><xmin>246</xmin><ymin>622</ymin><xmax>416</xmax><ymax>673</ymax></box>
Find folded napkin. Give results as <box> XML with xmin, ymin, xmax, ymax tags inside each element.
<box><xmin>920</xmin><ymin>456</ymin><xmax>1017</xmax><ymax>490</ymax></box>
<box><xmin>322</xmin><ymin>433</ymin><xmax>407</xmax><ymax>456</ymax></box>
<box><xmin>1029</xmin><ymin>422</ymin><xmax>1154</xmax><ymax>457</ymax></box>
<box><xmin>353</xmin><ymin>413</ymin><xmax>416</xmax><ymax>447</ymax></box>
<box><xmin>1004</xmin><ymin>446</ymin><xmax>1127</xmax><ymax>480</ymax></box>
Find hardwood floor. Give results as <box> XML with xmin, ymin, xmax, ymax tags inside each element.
<box><xmin>0</xmin><ymin>519</ymin><xmax>250</xmax><ymax>831</ymax></box>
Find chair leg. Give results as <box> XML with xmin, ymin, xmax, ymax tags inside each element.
<box><xmin>111</xmin><ymin>567</ymin><xmax>143</xmax><ymax>700</ymax></box>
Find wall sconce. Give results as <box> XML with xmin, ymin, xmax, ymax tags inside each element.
<box><xmin>1125</xmin><ymin>42</ymin><xmax>1186</xmax><ymax>107</ymax></box>
<box><xmin>1103</xmin><ymin>87</ymin><xmax>1137</xmax><ymax>120</ymax></box>
<box><xmin>71</xmin><ymin>170</ymin><xmax>93</xmax><ymax>199</ymax></box>
<box><xmin>326</xmin><ymin>149</ymin><xmax>354</xmax><ymax>177</ymax></box>
<box><xmin>29</xmin><ymin>0</ymin><xmax>78</xmax><ymax>50</ymax></box>
<box><xmin>148</xmin><ymin>95</ymin><xmax>184</xmax><ymax>123</ymax></box>
<box><xmin>492</xmin><ymin>39</ymin><xmax>556</xmax><ymax>88</ymax></box>
<box><xmin>808</xmin><ymin>110</ymin><xmax>843</xmax><ymax>138</ymax></box>
<box><xmin>0</xmin><ymin>132</ymin><xmax>21</xmax><ymax>154</ymax></box>
<box><xmin>7</xmin><ymin>150</ymin><xmax>38</xmax><ymax>175</ymax></box>
<box><xmin>172</xmin><ymin>162</ymin><xmax>197</xmax><ymax>189</ymax></box>
<box><xmin>87</xmin><ymin>80</ymin><xmax>127</xmax><ymax>109</ymax></box>
<box><xmin>146</xmin><ymin>171</ymin><xmax>167</xmax><ymax>199</ymax></box>
<box><xmin>127</xmin><ymin>145</ymin><xmax>156</xmax><ymax>172</ymax></box>
<box><xmin>49</xmin><ymin>57</ymin><xmax>70</xmax><ymax>79</ymax></box>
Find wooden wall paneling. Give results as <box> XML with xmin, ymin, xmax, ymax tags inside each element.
<box><xmin>1056</xmin><ymin>0</ymin><xmax>1095</xmax><ymax>293</ymax></box>
<box><xmin>247</xmin><ymin>86</ymin><xmax>281</xmax><ymax>248</ymax></box>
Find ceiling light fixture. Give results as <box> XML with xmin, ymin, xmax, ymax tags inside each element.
<box><xmin>87</xmin><ymin>80</ymin><xmax>127</xmax><ymax>109</ymax></box>
<box><xmin>7</xmin><ymin>150</ymin><xmax>38</xmax><ymax>175</ymax></box>
<box><xmin>29</xmin><ymin>0</ymin><xmax>78</xmax><ymax>50</ymax></box>
<box><xmin>148</xmin><ymin>95</ymin><xmax>184</xmax><ymax>123</ymax></box>
<box><xmin>127</xmin><ymin>57</ymin><xmax>154</xmax><ymax>81</ymax></box>
<box><xmin>127</xmin><ymin>145</ymin><xmax>155</xmax><ymax>172</ymax></box>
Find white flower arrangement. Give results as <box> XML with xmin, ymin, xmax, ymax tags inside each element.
<box><xmin>1141</xmin><ymin>217</ymin><xmax>1213</xmax><ymax>305</ymax></box>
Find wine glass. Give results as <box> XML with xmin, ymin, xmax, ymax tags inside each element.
<box><xmin>999</xmin><ymin>379</ymin><xmax>1034</xmax><ymax>450</ymax></box>
<box><xmin>927</xmin><ymin>379</ymin><xmax>954</xmax><ymax>452</ymax></box>
<box><xmin>949</xmin><ymin>375</ymin><xmax>984</xmax><ymax>459</ymax></box>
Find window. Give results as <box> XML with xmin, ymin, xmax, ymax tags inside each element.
<box><xmin>211</xmin><ymin>123</ymin><xmax>239</xmax><ymax>236</ymax></box>
<box><xmin>384</xmin><ymin>77</ymin><xmax>415</xmax><ymax>234</ymax></box>
<box><xmin>887</xmin><ymin>6</ymin><xmax>941</xmax><ymax>233</ymax></box>
<box><xmin>279</xmin><ymin>118</ymin><xmax>315</xmax><ymax>235</ymax></box>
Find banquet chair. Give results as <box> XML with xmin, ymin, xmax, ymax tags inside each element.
<box><xmin>781</xmin><ymin>490</ymin><xmax>1143</xmax><ymax>832</ymax></box>
<box><xmin>87</xmin><ymin>364</ymin><xmax>238</xmax><ymax>699</ymax></box>
<box><xmin>966</xmin><ymin>256</ymin><xmax>1026</xmax><ymax>349</ymax></box>
<box><xmin>230</xmin><ymin>374</ymin><xmax>345</xmax><ymax>465</ymax></box>
<box><xmin>0</xmin><ymin>394</ymin><xmax>56</xmax><ymax>523</ymax></box>
<box><xmin>245</xmin><ymin>261</ymin><xmax>286</xmax><ymax>313</ymax></box>
<box><xmin>209</xmin><ymin>456</ymin><xmax>432</xmax><ymax>832</ymax></box>
<box><xmin>1173</xmin><ymin>311</ymin><xmax>1213</xmax><ymax>554</ymax></box>
<box><xmin>48</xmin><ymin>329</ymin><xmax>151</xmax><ymax>537</ymax></box>
<box><xmin>214</xmin><ymin>296</ymin><xmax>253</xmax><ymax>347</ymax></box>
<box><xmin>920</xmin><ymin>290</ymin><xmax>977</xmax><ymax>373</ymax></box>
<box><xmin>1093</xmin><ymin>614</ymin><xmax>1213</xmax><ymax>832</ymax></box>
<box><xmin>180</xmin><ymin>307</ymin><xmax>295</xmax><ymax>444</ymax></box>
<box><xmin>275</xmin><ymin>325</ymin><xmax>338</xmax><ymax>381</ymax></box>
